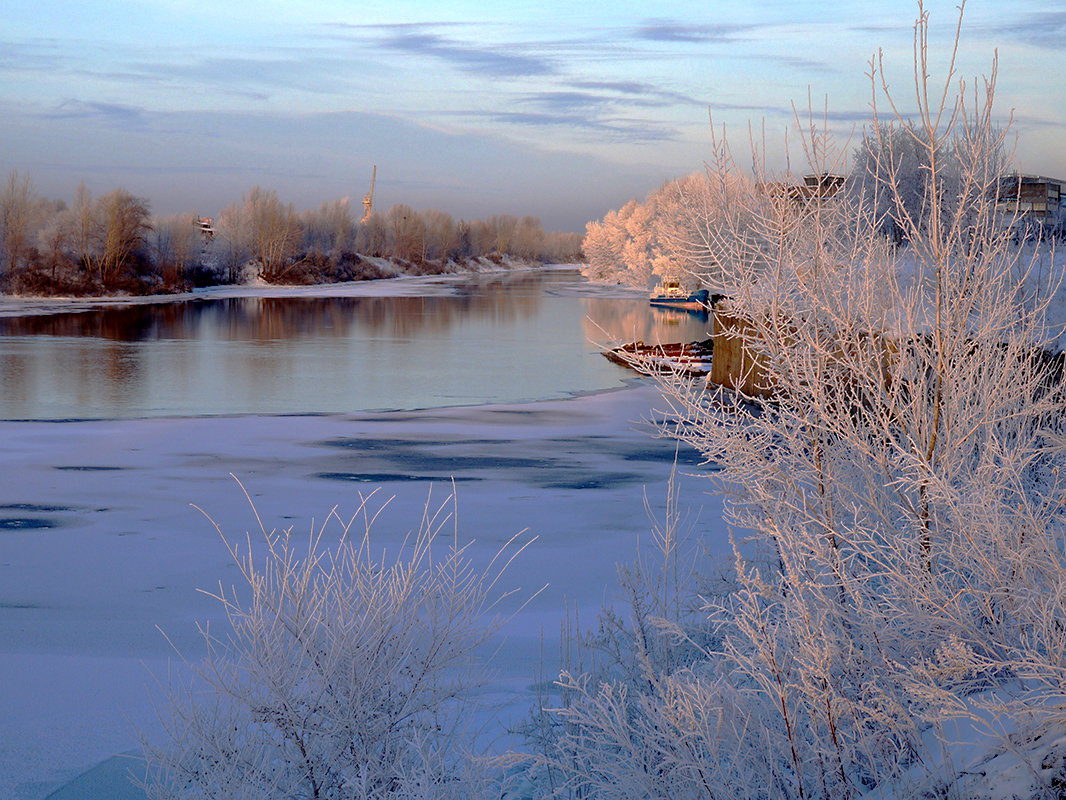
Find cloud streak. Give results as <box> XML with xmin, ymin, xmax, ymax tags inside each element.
<box><xmin>635</xmin><ymin>20</ymin><xmax>757</xmax><ymax>43</ymax></box>
<box><xmin>355</xmin><ymin>24</ymin><xmax>556</xmax><ymax>78</ymax></box>
<box><xmin>484</xmin><ymin>108</ymin><xmax>677</xmax><ymax>143</ymax></box>
<box><xmin>993</xmin><ymin>10</ymin><xmax>1066</xmax><ymax>49</ymax></box>
<box><xmin>45</xmin><ymin>99</ymin><xmax>153</xmax><ymax>130</ymax></box>
<box><xmin>569</xmin><ymin>79</ymin><xmax>702</xmax><ymax>106</ymax></box>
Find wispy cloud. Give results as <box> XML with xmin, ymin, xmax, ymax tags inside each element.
<box><xmin>635</xmin><ymin>20</ymin><xmax>757</xmax><ymax>43</ymax></box>
<box><xmin>383</xmin><ymin>31</ymin><xmax>555</xmax><ymax>77</ymax></box>
<box><xmin>993</xmin><ymin>10</ymin><xmax>1066</xmax><ymax>49</ymax></box>
<box><xmin>569</xmin><ymin>79</ymin><xmax>702</xmax><ymax>106</ymax></box>
<box><xmin>329</xmin><ymin>22</ymin><xmax>557</xmax><ymax>78</ymax></box>
<box><xmin>519</xmin><ymin>91</ymin><xmax>612</xmax><ymax>113</ymax></box>
<box><xmin>125</xmin><ymin>51</ymin><xmax>354</xmax><ymax>99</ymax></box>
<box><xmin>0</xmin><ymin>38</ymin><xmax>73</xmax><ymax>72</ymax></box>
<box><xmin>708</xmin><ymin>100</ymin><xmax>874</xmax><ymax>125</ymax></box>
<box><xmin>483</xmin><ymin>108</ymin><xmax>677</xmax><ymax>143</ymax></box>
<box><xmin>763</xmin><ymin>54</ymin><xmax>836</xmax><ymax>74</ymax></box>
<box><xmin>45</xmin><ymin>99</ymin><xmax>153</xmax><ymax>130</ymax></box>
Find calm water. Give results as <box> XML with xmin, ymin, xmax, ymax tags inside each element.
<box><xmin>0</xmin><ymin>269</ymin><xmax>712</xmax><ymax>419</ymax></box>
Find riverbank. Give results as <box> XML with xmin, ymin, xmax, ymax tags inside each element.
<box><xmin>0</xmin><ymin>258</ymin><xmax>589</xmax><ymax>319</ymax></box>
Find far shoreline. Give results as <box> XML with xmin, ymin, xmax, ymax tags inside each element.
<box><xmin>0</xmin><ymin>259</ymin><xmax>584</xmax><ymax>320</ymax></box>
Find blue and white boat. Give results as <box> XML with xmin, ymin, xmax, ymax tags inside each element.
<box><xmin>649</xmin><ymin>280</ymin><xmax>711</xmax><ymax>310</ymax></box>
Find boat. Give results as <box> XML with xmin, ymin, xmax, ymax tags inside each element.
<box><xmin>649</xmin><ymin>281</ymin><xmax>712</xmax><ymax>311</ymax></box>
<box><xmin>603</xmin><ymin>338</ymin><xmax>714</xmax><ymax>377</ymax></box>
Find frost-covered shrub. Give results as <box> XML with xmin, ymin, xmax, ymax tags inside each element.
<box><xmin>143</xmin><ymin>487</ymin><xmax>530</xmax><ymax>800</ymax></box>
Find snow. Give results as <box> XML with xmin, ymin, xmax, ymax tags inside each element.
<box><xmin>0</xmin><ymin>378</ymin><xmax>725</xmax><ymax>800</ymax></box>
<box><xmin>0</xmin><ymin>262</ymin><xmax>578</xmax><ymax>319</ymax></box>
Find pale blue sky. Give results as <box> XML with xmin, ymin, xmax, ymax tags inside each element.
<box><xmin>2</xmin><ymin>0</ymin><xmax>1062</xmax><ymax>232</ymax></box>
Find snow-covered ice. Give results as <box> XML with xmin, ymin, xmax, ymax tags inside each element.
<box><xmin>0</xmin><ymin>379</ymin><xmax>725</xmax><ymax>800</ymax></box>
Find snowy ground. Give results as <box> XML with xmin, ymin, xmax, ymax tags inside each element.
<box><xmin>0</xmin><ymin>379</ymin><xmax>725</xmax><ymax>800</ymax></box>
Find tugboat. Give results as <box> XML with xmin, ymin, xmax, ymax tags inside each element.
<box><xmin>649</xmin><ymin>280</ymin><xmax>711</xmax><ymax>310</ymax></box>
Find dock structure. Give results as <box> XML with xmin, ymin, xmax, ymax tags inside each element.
<box><xmin>708</xmin><ymin>310</ymin><xmax>776</xmax><ymax>399</ymax></box>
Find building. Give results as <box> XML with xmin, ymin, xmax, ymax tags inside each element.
<box><xmin>992</xmin><ymin>174</ymin><xmax>1066</xmax><ymax>238</ymax></box>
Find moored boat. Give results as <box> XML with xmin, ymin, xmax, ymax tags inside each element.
<box><xmin>649</xmin><ymin>281</ymin><xmax>711</xmax><ymax>310</ymax></box>
<box><xmin>603</xmin><ymin>338</ymin><xmax>714</xmax><ymax>376</ymax></box>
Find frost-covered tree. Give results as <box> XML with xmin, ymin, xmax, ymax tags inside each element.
<box><xmin>355</xmin><ymin>210</ymin><xmax>388</xmax><ymax>258</ymax></box>
<box><xmin>65</xmin><ymin>181</ymin><xmax>101</xmax><ymax>279</ymax></box>
<box><xmin>301</xmin><ymin>197</ymin><xmax>354</xmax><ymax>258</ymax></box>
<box><xmin>582</xmin><ymin>174</ymin><xmax>751</xmax><ymax>289</ymax></box>
<box><xmin>246</xmin><ymin>187</ymin><xmax>301</xmax><ymax>282</ymax></box>
<box><xmin>96</xmin><ymin>188</ymin><xmax>152</xmax><ymax>285</ymax></box>
<box><xmin>541</xmin><ymin>231</ymin><xmax>583</xmax><ymax>263</ymax></box>
<box><xmin>421</xmin><ymin>208</ymin><xmax>459</xmax><ymax>262</ymax></box>
<box><xmin>511</xmin><ymin>215</ymin><xmax>546</xmax><ymax>261</ymax></box>
<box><xmin>489</xmin><ymin>214</ymin><xmax>518</xmax><ymax>256</ymax></box>
<box><xmin>37</xmin><ymin>206</ymin><xmax>71</xmax><ymax>284</ymax></box>
<box><xmin>653</xmin><ymin>169</ymin><xmax>756</xmax><ymax>291</ymax></box>
<box><xmin>212</xmin><ymin>198</ymin><xmax>253</xmax><ymax>282</ymax></box>
<box><xmin>152</xmin><ymin>213</ymin><xmax>203</xmax><ymax>286</ymax></box>
<box><xmin>583</xmin><ymin>200</ymin><xmax>656</xmax><ymax>286</ymax></box>
<box><xmin>385</xmin><ymin>203</ymin><xmax>426</xmax><ymax>262</ymax></box>
<box><xmin>545</xmin><ymin>4</ymin><xmax>1066</xmax><ymax>798</ymax></box>
<box><xmin>0</xmin><ymin>170</ymin><xmax>45</xmax><ymax>276</ymax></box>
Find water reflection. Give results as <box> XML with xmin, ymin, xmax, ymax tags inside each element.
<box><xmin>0</xmin><ymin>294</ymin><xmax>543</xmax><ymax>344</ymax></box>
<box><xmin>581</xmin><ymin>298</ymin><xmax>712</xmax><ymax>347</ymax></box>
<box><xmin>0</xmin><ymin>271</ymin><xmax>712</xmax><ymax>419</ymax></box>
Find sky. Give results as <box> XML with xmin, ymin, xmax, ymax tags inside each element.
<box><xmin>1</xmin><ymin>1</ymin><xmax>1063</xmax><ymax>233</ymax></box>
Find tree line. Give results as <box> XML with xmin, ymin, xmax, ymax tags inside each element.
<box><xmin>583</xmin><ymin>119</ymin><xmax>1023</xmax><ymax>290</ymax></box>
<box><xmin>0</xmin><ymin>175</ymin><xmax>583</xmax><ymax>296</ymax></box>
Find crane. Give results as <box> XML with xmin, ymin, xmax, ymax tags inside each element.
<box><xmin>361</xmin><ymin>165</ymin><xmax>376</xmax><ymax>223</ymax></box>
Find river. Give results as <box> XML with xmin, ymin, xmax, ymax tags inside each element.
<box><xmin>0</xmin><ymin>268</ymin><xmax>712</xmax><ymax>419</ymax></box>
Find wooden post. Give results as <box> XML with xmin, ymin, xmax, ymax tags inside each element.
<box><xmin>709</xmin><ymin>310</ymin><xmax>776</xmax><ymax>399</ymax></box>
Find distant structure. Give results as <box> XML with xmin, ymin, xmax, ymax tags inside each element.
<box><xmin>196</xmin><ymin>216</ymin><xmax>215</xmax><ymax>244</ymax></box>
<box><xmin>991</xmin><ymin>174</ymin><xmax>1066</xmax><ymax>239</ymax></box>
<box><xmin>756</xmin><ymin>173</ymin><xmax>848</xmax><ymax>216</ymax></box>
<box><xmin>361</xmin><ymin>165</ymin><xmax>376</xmax><ymax>223</ymax></box>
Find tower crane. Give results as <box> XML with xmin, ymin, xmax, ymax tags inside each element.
<box><xmin>361</xmin><ymin>165</ymin><xmax>376</xmax><ymax>223</ymax></box>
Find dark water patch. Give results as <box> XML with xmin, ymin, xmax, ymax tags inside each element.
<box><xmin>387</xmin><ymin>452</ymin><xmax>550</xmax><ymax>472</ymax></box>
<box><xmin>315</xmin><ymin>437</ymin><xmax>501</xmax><ymax>451</ymax></box>
<box><xmin>0</xmin><ymin>502</ymin><xmax>75</xmax><ymax>513</ymax></box>
<box><xmin>316</xmin><ymin>438</ymin><xmax>554</xmax><ymax>473</ymax></box>
<box><xmin>535</xmin><ymin>471</ymin><xmax>644</xmax><ymax>491</ymax></box>
<box><xmin>548</xmin><ymin>435</ymin><xmax>709</xmax><ymax>468</ymax></box>
<box><xmin>54</xmin><ymin>465</ymin><xmax>124</xmax><ymax>472</ymax></box>
<box><xmin>619</xmin><ymin>446</ymin><xmax>706</xmax><ymax>466</ymax></box>
<box><xmin>316</xmin><ymin>472</ymin><xmax>481</xmax><ymax>484</ymax></box>
<box><xmin>316</xmin><ymin>437</ymin><xmax>425</xmax><ymax>452</ymax></box>
<box><xmin>0</xmin><ymin>517</ymin><xmax>62</xmax><ymax>530</ymax></box>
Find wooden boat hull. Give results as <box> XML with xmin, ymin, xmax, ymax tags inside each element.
<box><xmin>604</xmin><ymin>338</ymin><xmax>714</xmax><ymax>376</ymax></box>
